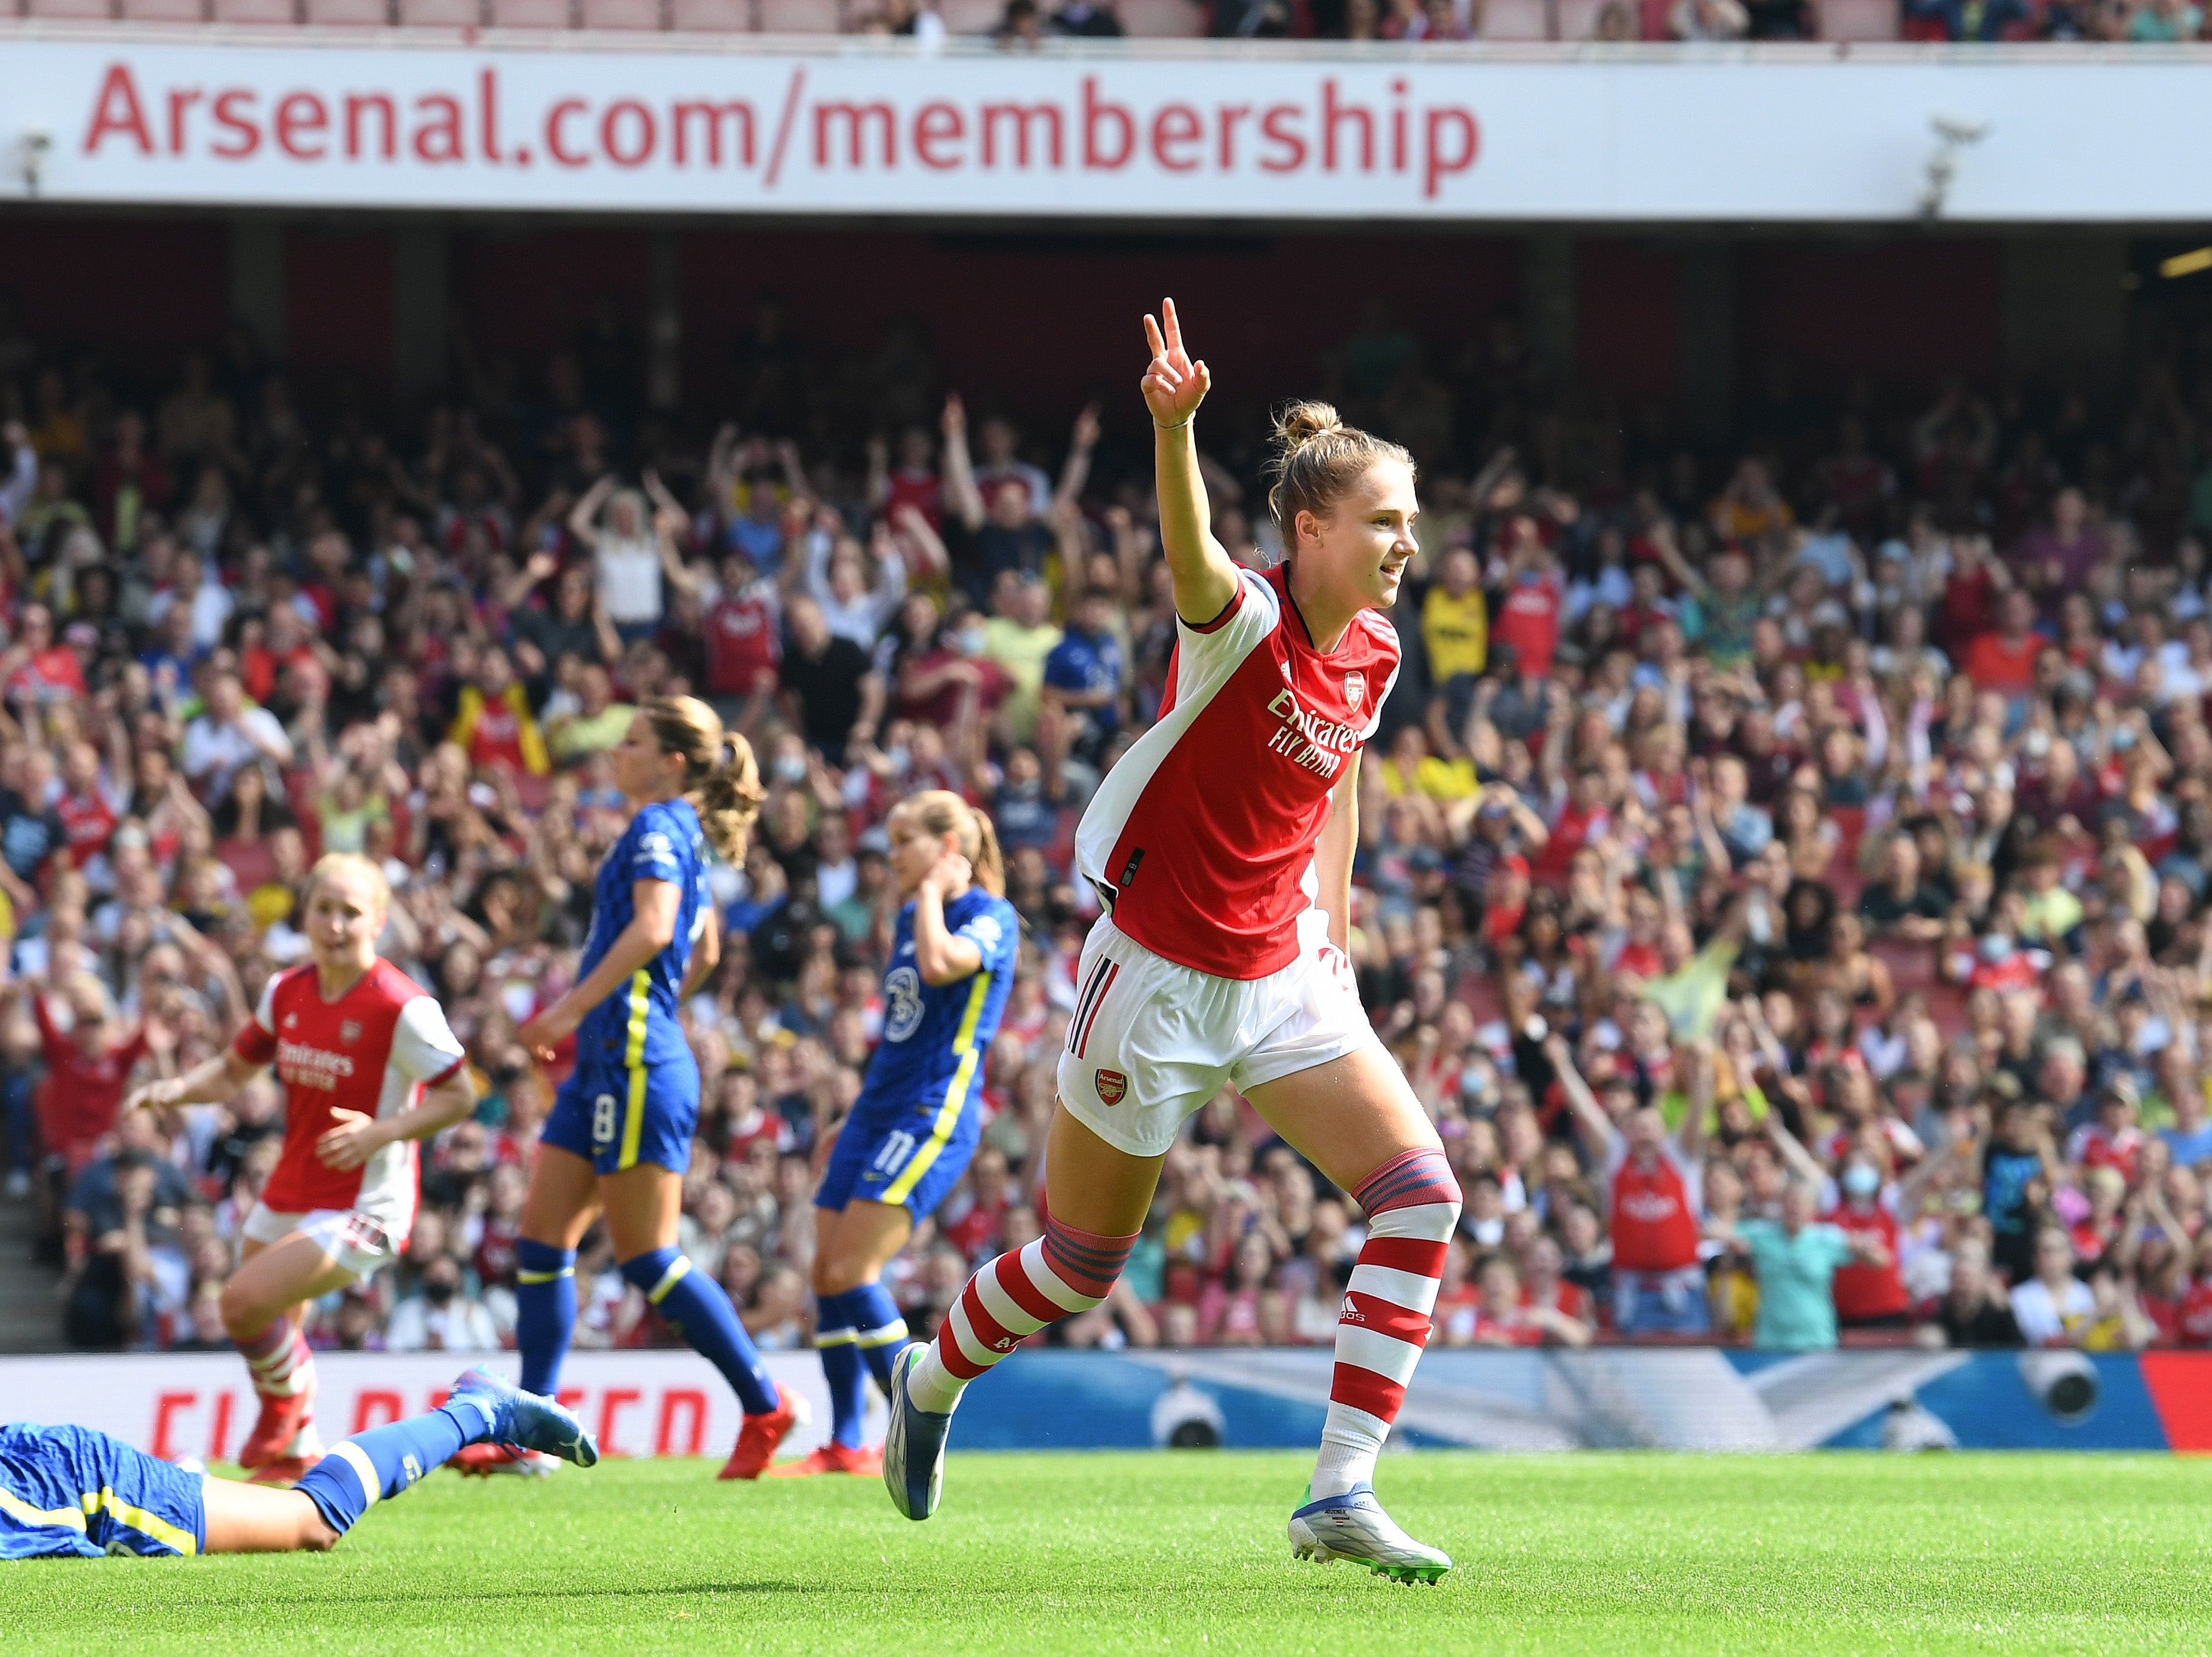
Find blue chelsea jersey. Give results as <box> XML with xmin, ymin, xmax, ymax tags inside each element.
<box><xmin>575</xmin><ymin>798</ymin><xmax>710</xmax><ymax>1069</ymax></box>
<box><xmin>856</xmin><ymin>888</ymin><xmax>1020</xmax><ymax>1115</ymax></box>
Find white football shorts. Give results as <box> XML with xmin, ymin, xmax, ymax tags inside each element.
<box><xmin>1056</xmin><ymin>908</ymin><xmax>1381</xmax><ymax>1158</ymax></box>
<box><xmin>242</xmin><ymin>1203</ymin><xmax>405</xmax><ymax>1284</ymax></box>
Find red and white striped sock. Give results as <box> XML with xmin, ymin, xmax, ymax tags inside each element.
<box><xmin>1312</xmin><ymin>1147</ymin><xmax>1461</xmax><ymax>1499</ymax></box>
<box><xmin>239</xmin><ymin>1314</ymin><xmax>313</xmax><ymax>1399</ymax></box>
<box><xmin>906</xmin><ymin>1215</ymin><xmax>1137</xmax><ymax>1414</ymax></box>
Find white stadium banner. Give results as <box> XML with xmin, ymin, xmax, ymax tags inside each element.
<box><xmin>0</xmin><ymin>1350</ymin><xmax>871</xmax><ymax>1462</ymax></box>
<box><xmin>2</xmin><ymin>36</ymin><xmax>2212</xmax><ymax>222</ymax></box>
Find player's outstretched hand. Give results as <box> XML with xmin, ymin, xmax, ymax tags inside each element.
<box><xmin>1140</xmin><ymin>298</ymin><xmax>1211</xmax><ymax>430</ymax></box>
<box><xmin>123</xmin><ymin>1077</ymin><xmax>188</xmax><ymax>1114</ymax></box>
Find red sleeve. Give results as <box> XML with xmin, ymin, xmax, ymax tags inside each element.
<box><xmin>31</xmin><ymin>994</ymin><xmax>70</xmax><ymax>1066</ymax></box>
<box><xmin>232</xmin><ymin>1016</ymin><xmax>277</xmax><ymax>1067</ymax></box>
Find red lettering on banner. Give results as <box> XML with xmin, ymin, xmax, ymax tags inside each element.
<box><xmin>1391</xmin><ymin>77</ymin><xmax>1408</xmax><ymax>171</ymax></box>
<box><xmin>655</xmin><ymin>1389</ymin><xmax>708</xmax><ymax>1456</ymax></box>
<box><xmin>815</xmin><ymin>101</ymin><xmax>896</xmax><ymax>168</ymax></box>
<box><xmin>414</xmin><ymin>93</ymin><xmax>463</xmax><ymax>162</ymax></box>
<box><xmin>1082</xmin><ymin>76</ymin><xmax>1133</xmax><ymax>169</ymax></box>
<box><xmin>212</xmin><ymin>89</ymin><xmax>259</xmax><ymax>160</ymax></box>
<box><xmin>547</xmin><ymin>98</ymin><xmax>589</xmax><ymax>167</ymax></box>
<box><xmin>1424</xmin><ymin>107</ymin><xmax>1477</xmax><ymax>198</ymax></box>
<box><xmin>479</xmin><ymin>66</ymin><xmax>503</xmax><ymax>163</ymax></box>
<box><xmin>673</xmin><ymin>99</ymin><xmax>755</xmax><ymax>166</ymax></box>
<box><xmin>167</xmin><ymin>87</ymin><xmax>201</xmax><ymax>156</ymax></box>
<box><xmin>980</xmin><ymin>102</ymin><xmax>1061</xmax><ymax>169</ymax></box>
<box><xmin>210</xmin><ymin>1392</ymin><xmax>234</xmax><ymax>1462</ymax></box>
<box><xmin>599</xmin><ymin>1387</ymin><xmax>641</xmax><ymax>1452</ymax></box>
<box><xmin>557</xmin><ymin>1387</ymin><xmax>586</xmax><ymax>1414</ymax></box>
<box><xmin>602</xmin><ymin>99</ymin><xmax>655</xmax><ymax>167</ymax></box>
<box><xmin>1322</xmin><ymin>77</ymin><xmax>1371</xmax><ymax>172</ymax></box>
<box><xmin>1151</xmin><ymin>103</ymin><xmax>1200</xmax><ymax>173</ymax></box>
<box><xmin>914</xmin><ymin>101</ymin><xmax>962</xmax><ymax>169</ymax></box>
<box><xmin>1217</xmin><ymin>104</ymin><xmax>1250</xmax><ymax>168</ymax></box>
<box><xmin>83</xmin><ymin>62</ymin><xmax>153</xmax><ymax>156</ymax></box>
<box><xmin>428</xmin><ymin>1389</ymin><xmax>451</xmax><ymax>1411</ymax></box>
<box><xmin>1259</xmin><ymin>104</ymin><xmax>1306</xmax><ymax>172</ymax></box>
<box><xmin>276</xmin><ymin>91</ymin><xmax>328</xmax><ymax>160</ymax></box>
<box><xmin>347</xmin><ymin>92</ymin><xmax>396</xmax><ymax>160</ymax></box>
<box><xmin>352</xmin><ymin>1390</ymin><xmax>404</xmax><ymax>1432</ymax></box>
<box><xmin>151</xmin><ymin>1392</ymin><xmax>195</xmax><ymax>1462</ymax></box>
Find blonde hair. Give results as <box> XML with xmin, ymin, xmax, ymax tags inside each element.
<box><xmin>900</xmin><ymin>789</ymin><xmax>1006</xmax><ymax>898</ymax></box>
<box><xmin>1264</xmin><ymin>400</ymin><xmax>1415</xmax><ymax>545</ymax></box>
<box><xmin>304</xmin><ymin>852</ymin><xmax>391</xmax><ymax>919</ymax></box>
<box><xmin>641</xmin><ymin>696</ymin><xmax>765</xmax><ymax>865</ymax></box>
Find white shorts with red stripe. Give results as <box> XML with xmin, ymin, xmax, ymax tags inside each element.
<box><xmin>1056</xmin><ymin>908</ymin><xmax>1380</xmax><ymax>1158</ymax></box>
<box><xmin>242</xmin><ymin>1202</ymin><xmax>406</xmax><ymax>1284</ymax></box>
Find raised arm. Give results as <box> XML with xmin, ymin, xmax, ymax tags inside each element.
<box><xmin>1053</xmin><ymin>403</ymin><xmax>1102</xmax><ymax>516</ymax></box>
<box><xmin>1139</xmin><ymin>300</ymin><xmax>1239</xmax><ymax>627</ymax></box>
<box><xmin>566</xmin><ymin>474</ymin><xmax>615</xmax><ymax>550</ymax></box>
<box><xmin>1544</xmin><ymin>1033</ymin><xmax>1623</xmax><ymax>1163</ymax></box>
<box><xmin>940</xmin><ymin>396</ymin><xmax>986</xmax><ymax>533</ymax></box>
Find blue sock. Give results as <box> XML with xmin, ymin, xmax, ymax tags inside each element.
<box><xmin>816</xmin><ymin>1290</ymin><xmax>867</xmax><ymax>1450</ymax></box>
<box><xmin>294</xmin><ymin>1395</ymin><xmax>493</xmax><ymax>1537</ymax></box>
<box><xmin>515</xmin><ymin>1240</ymin><xmax>577</xmax><ymax>1396</ymax></box>
<box><xmin>846</xmin><ymin>1281</ymin><xmax>912</xmax><ymax>1394</ymax></box>
<box><xmin>621</xmin><ymin>1247</ymin><xmax>778</xmax><ymax>1416</ymax></box>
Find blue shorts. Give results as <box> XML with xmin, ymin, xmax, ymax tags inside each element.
<box><xmin>0</xmin><ymin>1423</ymin><xmax>206</xmax><ymax>1559</ymax></box>
<box><xmin>816</xmin><ymin>1094</ymin><xmax>982</xmax><ymax>1221</ymax></box>
<box><xmin>542</xmin><ymin>1049</ymin><xmax>700</xmax><ymax>1176</ymax></box>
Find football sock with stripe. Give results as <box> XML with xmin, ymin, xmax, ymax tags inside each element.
<box><xmin>237</xmin><ymin>1312</ymin><xmax>311</xmax><ymax>1398</ymax></box>
<box><xmin>294</xmin><ymin>1393</ymin><xmax>496</xmax><ymax>1537</ymax></box>
<box><xmin>514</xmin><ymin>1240</ymin><xmax>577</xmax><ymax>1396</ymax></box>
<box><xmin>905</xmin><ymin>1215</ymin><xmax>1135</xmax><ymax>1415</ymax></box>
<box><xmin>1311</xmin><ymin>1148</ymin><xmax>1460</xmax><ymax>1500</ymax></box>
<box><xmin>816</xmin><ymin>1283</ymin><xmax>911</xmax><ymax>1445</ymax></box>
<box><xmin>846</xmin><ymin>1281</ymin><xmax>912</xmax><ymax>1393</ymax></box>
<box><xmin>814</xmin><ymin>1291</ymin><xmax>868</xmax><ymax>1450</ymax></box>
<box><xmin>620</xmin><ymin>1247</ymin><xmax>780</xmax><ymax>1417</ymax></box>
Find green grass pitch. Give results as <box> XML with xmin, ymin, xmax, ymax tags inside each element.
<box><xmin>8</xmin><ymin>1453</ymin><xmax>2210</xmax><ymax>1655</ymax></box>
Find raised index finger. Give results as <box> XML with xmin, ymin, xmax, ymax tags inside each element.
<box><xmin>1161</xmin><ymin>297</ymin><xmax>1184</xmax><ymax>355</ymax></box>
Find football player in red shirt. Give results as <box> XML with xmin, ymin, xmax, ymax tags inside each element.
<box><xmin>128</xmin><ymin>855</ymin><xmax>475</xmax><ymax>1486</ymax></box>
<box><xmin>882</xmin><ymin>301</ymin><xmax>1460</xmax><ymax>1584</ymax></box>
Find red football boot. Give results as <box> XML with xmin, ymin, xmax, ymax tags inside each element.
<box><xmin>764</xmin><ymin>1441</ymin><xmax>882</xmax><ymax>1478</ymax></box>
<box><xmin>448</xmin><ymin>1443</ymin><xmax>559</xmax><ymax>1478</ymax></box>
<box><xmin>245</xmin><ymin>1453</ymin><xmax>321</xmax><ymax>1489</ymax></box>
<box><xmin>717</xmin><ymin>1387</ymin><xmax>810</xmax><ymax>1480</ymax></box>
<box><xmin>236</xmin><ymin>1391</ymin><xmax>313</xmax><ymax>1472</ymax></box>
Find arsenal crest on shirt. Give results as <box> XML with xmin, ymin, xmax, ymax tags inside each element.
<box><xmin>1344</xmin><ymin>671</ymin><xmax>1366</xmax><ymax>712</ymax></box>
<box><xmin>339</xmin><ymin>1021</ymin><xmax>362</xmax><ymax>1046</ymax></box>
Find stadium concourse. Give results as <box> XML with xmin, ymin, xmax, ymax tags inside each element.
<box><xmin>3</xmin><ymin>251</ymin><xmax>2212</xmax><ymax>1377</ymax></box>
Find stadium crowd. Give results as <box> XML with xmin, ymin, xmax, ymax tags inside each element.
<box><xmin>4</xmin><ymin>292</ymin><xmax>2212</xmax><ymax>1366</ymax></box>
<box><xmin>871</xmin><ymin>0</ymin><xmax>2212</xmax><ymax>49</ymax></box>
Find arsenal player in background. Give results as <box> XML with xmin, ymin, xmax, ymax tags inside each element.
<box><xmin>126</xmin><ymin>853</ymin><xmax>474</xmax><ymax>1486</ymax></box>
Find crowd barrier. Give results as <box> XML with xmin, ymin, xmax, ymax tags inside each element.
<box><xmin>5</xmin><ymin>1347</ymin><xmax>2210</xmax><ymax>1458</ymax></box>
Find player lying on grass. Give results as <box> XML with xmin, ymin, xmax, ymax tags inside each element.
<box><xmin>882</xmin><ymin>300</ymin><xmax>1456</xmax><ymax>1584</ymax></box>
<box><xmin>0</xmin><ymin>1368</ymin><xmax>596</xmax><ymax>1559</ymax></box>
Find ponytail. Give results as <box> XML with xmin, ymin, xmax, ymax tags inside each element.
<box><xmin>967</xmin><ymin>805</ymin><xmax>1006</xmax><ymax>898</ymax></box>
<box><xmin>641</xmin><ymin>695</ymin><xmax>766</xmax><ymax>865</ymax></box>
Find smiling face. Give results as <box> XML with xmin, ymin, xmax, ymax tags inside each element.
<box><xmin>1294</xmin><ymin>457</ymin><xmax>1420</xmax><ymax>617</ymax></box>
<box><xmin>306</xmin><ymin>862</ymin><xmax>387</xmax><ymax>973</ymax></box>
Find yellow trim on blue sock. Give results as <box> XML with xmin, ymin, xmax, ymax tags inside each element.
<box><xmin>647</xmin><ymin>1255</ymin><xmax>692</xmax><ymax>1305</ymax></box>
